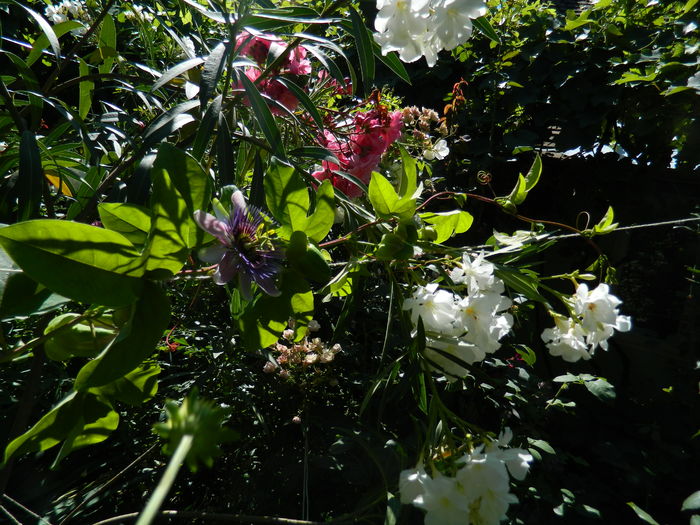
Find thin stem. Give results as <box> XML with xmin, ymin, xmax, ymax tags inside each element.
<box><xmin>135</xmin><ymin>434</ymin><xmax>194</xmax><ymax>525</ymax></box>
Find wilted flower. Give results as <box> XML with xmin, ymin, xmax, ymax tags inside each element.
<box><xmin>194</xmin><ymin>190</ymin><xmax>281</xmax><ymax>299</ymax></box>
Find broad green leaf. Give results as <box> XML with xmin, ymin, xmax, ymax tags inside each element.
<box><xmin>398</xmin><ymin>145</ymin><xmax>417</xmax><ymax>198</ymax></box>
<box><xmin>348</xmin><ymin>7</ymin><xmax>375</xmax><ymax>94</ymax></box>
<box><xmin>682</xmin><ymin>491</ymin><xmax>700</xmax><ymax>512</ymax></box>
<box><xmin>51</xmin><ymin>393</ymin><xmax>118</xmax><ymax>467</ymax></box>
<box><xmin>507</xmin><ymin>154</ymin><xmax>541</xmax><ymax>206</ymax></box>
<box><xmin>592</xmin><ymin>206</ymin><xmax>618</xmax><ymax>235</ymax></box>
<box><xmin>287</xmin><ymin>231</ymin><xmax>331</xmax><ymax>283</ymax></box>
<box><xmin>0</xmin><ymin>244</ymin><xmax>69</xmax><ymax>321</ymax></box>
<box><xmin>0</xmin><ymin>220</ymin><xmax>144</xmax><ymax>307</ymax></box>
<box><xmin>421</xmin><ymin>210</ymin><xmax>473</xmax><ymax>243</ymax></box>
<box><xmin>305</xmin><ymin>180</ymin><xmax>335</xmax><ymax>243</ymax></box>
<box><xmin>144</xmin><ymin>144</ymin><xmax>212</xmax><ymax>277</ymax></box>
<box><xmin>375</xmin><ymin>232</ymin><xmax>414</xmax><ymax>261</ymax></box>
<box><xmin>239</xmin><ymin>271</ymin><xmax>312</xmax><ymax>351</ymax></box>
<box><xmin>584</xmin><ymin>378</ymin><xmax>616</xmax><ymax>401</ymax></box>
<box><xmin>240</xmin><ymin>73</ymin><xmax>285</xmax><ymax>159</ymax></box>
<box><xmin>44</xmin><ymin>312</ymin><xmax>117</xmax><ymax>361</ymax></box>
<box><xmin>627</xmin><ymin>502</ymin><xmax>660</xmax><ymax>525</ymax></box>
<box><xmin>472</xmin><ymin>16</ymin><xmax>501</xmax><ymax>43</ymax></box>
<box><xmin>264</xmin><ymin>159</ymin><xmax>309</xmax><ymax>238</ymax></box>
<box><xmin>368</xmin><ymin>172</ymin><xmax>399</xmax><ymax>219</ymax></box>
<box><xmin>90</xmin><ymin>363</ymin><xmax>160</xmax><ymax>406</ymax></box>
<box><xmin>98</xmin><ymin>202</ymin><xmax>152</xmax><ymax>246</ymax></box>
<box><xmin>74</xmin><ymin>281</ymin><xmax>170</xmax><ymax>390</ymax></box>
<box><xmin>18</xmin><ymin>130</ymin><xmax>43</xmax><ymax>221</ymax></box>
<box><xmin>2</xmin><ymin>391</ymin><xmax>118</xmax><ymax>468</ymax></box>
<box><xmin>66</xmin><ymin>166</ymin><xmax>104</xmax><ymax>220</ymax></box>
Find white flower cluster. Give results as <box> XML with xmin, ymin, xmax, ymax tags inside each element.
<box><xmin>374</xmin><ymin>0</ymin><xmax>487</xmax><ymax>67</ymax></box>
<box><xmin>45</xmin><ymin>1</ymin><xmax>88</xmax><ymax>35</ymax></box>
<box><xmin>403</xmin><ymin>253</ymin><xmax>513</xmax><ymax>379</ymax></box>
<box><xmin>123</xmin><ymin>4</ymin><xmax>154</xmax><ymax>23</ymax></box>
<box><xmin>541</xmin><ymin>283</ymin><xmax>631</xmax><ymax>362</ymax></box>
<box><xmin>400</xmin><ymin>429</ymin><xmax>533</xmax><ymax>525</ymax></box>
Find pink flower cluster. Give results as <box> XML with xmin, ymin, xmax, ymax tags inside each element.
<box><xmin>233</xmin><ymin>31</ymin><xmax>312</xmax><ymax>115</ymax></box>
<box><xmin>312</xmin><ymin>105</ymin><xmax>402</xmax><ymax>197</ymax></box>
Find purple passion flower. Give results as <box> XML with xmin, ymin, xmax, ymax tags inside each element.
<box><xmin>194</xmin><ymin>190</ymin><xmax>282</xmax><ymax>298</ymax></box>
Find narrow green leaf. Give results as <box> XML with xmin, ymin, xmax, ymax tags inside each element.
<box><xmin>398</xmin><ymin>145</ymin><xmax>417</xmax><ymax>198</ymax></box>
<box><xmin>289</xmin><ymin>146</ymin><xmax>339</xmax><ymax>164</ymax></box>
<box><xmin>240</xmin><ymin>73</ymin><xmax>285</xmax><ymax>159</ymax></box>
<box><xmin>98</xmin><ymin>13</ymin><xmax>116</xmax><ymax>59</ymax></box>
<box><xmin>192</xmin><ymin>94</ymin><xmax>222</xmax><ymax>158</ymax></box>
<box><xmin>348</xmin><ymin>7</ymin><xmax>375</xmax><ymax>94</ymax></box>
<box><xmin>374</xmin><ymin>49</ymin><xmax>411</xmax><ymax>85</ymax></box>
<box><xmin>0</xmin><ymin>220</ymin><xmax>144</xmax><ymax>306</ymax></box>
<box><xmin>524</xmin><ymin>153</ymin><xmax>542</xmax><ymax>192</ymax></box>
<box><xmin>153</xmin><ymin>57</ymin><xmax>205</xmax><ymax>92</ymax></box>
<box><xmin>18</xmin><ymin>130</ymin><xmax>43</xmax><ymax>221</ymax></box>
<box><xmin>74</xmin><ymin>281</ymin><xmax>170</xmax><ymax>390</ymax></box>
<box><xmin>216</xmin><ymin>115</ymin><xmax>234</xmax><ymax>186</ymax></box>
<box><xmin>273</xmin><ymin>76</ymin><xmax>324</xmax><ymax>130</ymax></box>
<box><xmin>90</xmin><ymin>363</ymin><xmax>160</xmax><ymax>407</ymax></box>
<box><xmin>16</xmin><ymin>2</ymin><xmax>61</xmax><ymax>64</ymax></box>
<box><xmin>200</xmin><ymin>42</ymin><xmax>229</xmax><ymax>105</ymax></box>
<box><xmin>682</xmin><ymin>491</ymin><xmax>700</xmax><ymax>512</ymax></box>
<box><xmin>627</xmin><ymin>502</ymin><xmax>660</xmax><ymax>525</ymax></box>
<box><xmin>26</xmin><ymin>20</ymin><xmax>83</xmax><ymax>66</ymax></box>
<box><xmin>142</xmin><ymin>100</ymin><xmax>199</xmax><ymax>147</ymax></box>
<box><xmin>78</xmin><ymin>58</ymin><xmax>94</xmax><ymax>119</ymax></box>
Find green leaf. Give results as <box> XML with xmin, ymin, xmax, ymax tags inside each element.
<box><xmin>527</xmin><ymin>438</ymin><xmax>555</xmax><ymax>454</ymax></box>
<box><xmin>348</xmin><ymin>7</ymin><xmax>375</xmax><ymax>94</ymax></box>
<box><xmin>0</xmin><ymin>244</ymin><xmax>69</xmax><ymax>321</ymax></box>
<box><xmin>26</xmin><ymin>20</ymin><xmax>83</xmax><ymax>66</ymax></box>
<box><xmin>373</xmin><ymin>49</ymin><xmax>411</xmax><ymax>85</ymax></box>
<box><xmin>264</xmin><ymin>159</ymin><xmax>310</xmax><ymax>238</ymax></box>
<box><xmin>142</xmin><ymin>100</ymin><xmax>199</xmax><ymax>148</ymax></box>
<box><xmin>584</xmin><ymin>378</ymin><xmax>616</xmax><ymax>401</ymax></box>
<box><xmin>682</xmin><ymin>491</ymin><xmax>700</xmax><ymax>512</ymax></box>
<box><xmin>627</xmin><ymin>502</ymin><xmax>660</xmax><ymax>525</ymax></box>
<box><xmin>153</xmin><ymin>57</ymin><xmax>205</xmax><ymax>92</ymax></box>
<box><xmin>98</xmin><ymin>13</ymin><xmax>116</xmax><ymax>60</ymax></box>
<box><xmin>200</xmin><ymin>42</ymin><xmax>229</xmax><ymax>105</ymax></box>
<box><xmin>375</xmin><ymin>232</ymin><xmax>414</xmax><ymax>261</ymax></box>
<box><xmin>2</xmin><ymin>391</ymin><xmax>118</xmax><ymax>468</ymax></box>
<box><xmin>507</xmin><ymin>154</ymin><xmax>541</xmax><ymax>206</ymax></box>
<box><xmin>0</xmin><ymin>220</ymin><xmax>144</xmax><ymax>307</ymax></box>
<box><xmin>472</xmin><ymin>16</ymin><xmax>501</xmax><ymax>44</ymax></box>
<box><xmin>287</xmin><ymin>231</ymin><xmax>331</xmax><ymax>284</ymax></box>
<box><xmin>592</xmin><ymin>206</ymin><xmax>618</xmax><ymax>235</ymax></box>
<box><xmin>192</xmin><ymin>95</ymin><xmax>222</xmax><ymax>159</ymax></box>
<box><xmin>74</xmin><ymin>281</ymin><xmax>170</xmax><ymax>390</ymax></box>
<box><xmin>398</xmin><ymin>145</ymin><xmax>417</xmax><ymax>198</ymax></box>
<box><xmin>495</xmin><ymin>266</ymin><xmax>548</xmax><ymax>304</ymax></box>
<box><xmin>239</xmin><ymin>272</ymin><xmax>313</xmax><ymax>351</ymax></box>
<box><xmin>44</xmin><ymin>312</ymin><xmax>118</xmax><ymax>361</ymax></box>
<box><xmin>385</xmin><ymin>491</ymin><xmax>400</xmax><ymax>525</ymax></box>
<box><xmin>98</xmin><ymin>202</ymin><xmax>152</xmax><ymax>246</ymax></box>
<box><xmin>420</xmin><ymin>210</ymin><xmax>473</xmax><ymax>243</ymax></box>
<box><xmin>305</xmin><ymin>180</ymin><xmax>335</xmax><ymax>243</ymax></box>
<box><xmin>78</xmin><ymin>58</ymin><xmax>94</xmax><ymax>119</ymax></box>
<box><xmin>90</xmin><ymin>363</ymin><xmax>160</xmax><ymax>406</ymax></box>
<box><xmin>368</xmin><ymin>172</ymin><xmax>399</xmax><ymax>219</ymax></box>
<box><xmin>144</xmin><ymin>144</ymin><xmax>212</xmax><ymax>277</ymax></box>
<box><xmin>16</xmin><ymin>2</ymin><xmax>61</xmax><ymax>65</ymax></box>
<box><xmin>273</xmin><ymin>75</ymin><xmax>324</xmax><ymax>130</ymax></box>
<box><xmin>18</xmin><ymin>130</ymin><xmax>43</xmax><ymax>221</ymax></box>
<box><xmin>240</xmin><ymin>73</ymin><xmax>285</xmax><ymax>159</ymax></box>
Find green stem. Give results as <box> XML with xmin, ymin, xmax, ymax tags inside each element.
<box><xmin>135</xmin><ymin>434</ymin><xmax>194</xmax><ymax>525</ymax></box>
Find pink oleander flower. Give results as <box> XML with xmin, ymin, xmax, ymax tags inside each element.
<box><xmin>312</xmin><ymin>105</ymin><xmax>403</xmax><ymax>197</ymax></box>
<box><xmin>194</xmin><ymin>190</ymin><xmax>282</xmax><ymax>299</ymax></box>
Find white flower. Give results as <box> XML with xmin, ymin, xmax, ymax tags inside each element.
<box><xmin>430</xmin><ymin>0</ymin><xmax>487</xmax><ymax>50</ymax></box>
<box><xmin>573</xmin><ymin>283</ymin><xmax>631</xmax><ymax>350</ymax></box>
<box><xmin>457</xmin><ymin>292</ymin><xmax>513</xmax><ymax>354</ymax></box>
<box><xmin>423</xmin><ymin>138</ymin><xmax>450</xmax><ymax>160</ymax></box>
<box><xmin>399</xmin><ymin>466</ymin><xmax>430</xmax><ymax>504</ymax></box>
<box><xmin>374</xmin><ymin>0</ymin><xmax>431</xmax><ymax>64</ymax></box>
<box><xmin>403</xmin><ymin>283</ymin><xmax>461</xmax><ymax>336</ymax></box>
<box><xmin>542</xmin><ymin>284</ymin><xmax>631</xmax><ymax>362</ymax></box>
<box><xmin>541</xmin><ymin>315</ymin><xmax>591</xmax><ymax>362</ymax></box>
<box><xmin>414</xmin><ymin>471</ymin><xmax>469</xmax><ymax>525</ymax></box>
<box><xmin>450</xmin><ymin>251</ymin><xmax>503</xmax><ymax>295</ymax></box>
<box><xmin>456</xmin><ymin>452</ymin><xmax>516</xmax><ymax>525</ymax></box>
<box><xmin>124</xmin><ymin>4</ymin><xmax>154</xmax><ymax>22</ymax></box>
